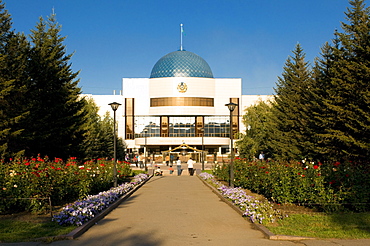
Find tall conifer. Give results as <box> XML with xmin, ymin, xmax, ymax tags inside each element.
<box><xmin>0</xmin><ymin>1</ymin><xmax>29</xmax><ymax>158</ymax></box>
<box><xmin>272</xmin><ymin>44</ymin><xmax>316</xmax><ymax>160</ymax></box>
<box><xmin>25</xmin><ymin>13</ymin><xmax>86</xmax><ymax>159</ymax></box>
<box><xmin>314</xmin><ymin>0</ymin><xmax>370</xmax><ymax>162</ymax></box>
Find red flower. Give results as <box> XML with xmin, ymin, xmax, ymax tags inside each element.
<box><xmin>313</xmin><ymin>165</ymin><xmax>319</xmax><ymax>169</ymax></box>
<box><xmin>334</xmin><ymin>162</ymin><xmax>340</xmax><ymax>167</ymax></box>
<box><xmin>25</xmin><ymin>162</ymin><xmax>30</xmax><ymax>166</ymax></box>
<box><xmin>265</xmin><ymin>171</ymin><xmax>269</xmax><ymax>174</ymax></box>
<box><xmin>100</xmin><ymin>164</ymin><xmax>105</xmax><ymax>167</ymax></box>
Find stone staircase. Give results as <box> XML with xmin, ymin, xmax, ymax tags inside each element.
<box><xmin>150</xmin><ymin>168</ymin><xmax>201</xmax><ymax>176</ymax></box>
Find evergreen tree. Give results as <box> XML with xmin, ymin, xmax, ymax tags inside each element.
<box><xmin>272</xmin><ymin>44</ymin><xmax>316</xmax><ymax>161</ymax></box>
<box><xmin>0</xmin><ymin>0</ymin><xmax>12</xmax><ymax>158</ymax></box>
<box><xmin>0</xmin><ymin>1</ymin><xmax>29</xmax><ymax>158</ymax></box>
<box><xmin>314</xmin><ymin>0</ymin><xmax>370</xmax><ymax>162</ymax></box>
<box><xmin>24</xmin><ymin>14</ymin><xmax>86</xmax><ymax>159</ymax></box>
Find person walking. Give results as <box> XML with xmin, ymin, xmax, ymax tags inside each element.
<box><xmin>187</xmin><ymin>158</ymin><xmax>194</xmax><ymax>176</ymax></box>
<box><xmin>138</xmin><ymin>154</ymin><xmax>143</xmax><ymax>168</ymax></box>
<box><xmin>165</xmin><ymin>155</ymin><xmax>170</xmax><ymax>166</ymax></box>
<box><xmin>176</xmin><ymin>157</ymin><xmax>182</xmax><ymax>176</ymax></box>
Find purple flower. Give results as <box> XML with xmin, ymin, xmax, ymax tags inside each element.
<box><xmin>53</xmin><ymin>174</ymin><xmax>149</xmax><ymax>226</ymax></box>
<box><xmin>199</xmin><ymin>173</ymin><xmax>282</xmax><ymax>224</ymax></box>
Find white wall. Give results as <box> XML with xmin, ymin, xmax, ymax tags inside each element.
<box><xmin>149</xmin><ymin>77</ymin><xmax>215</xmax><ymax>115</ymax></box>
<box><xmin>214</xmin><ymin>78</ymin><xmax>242</xmax><ymax>115</ymax></box>
<box><xmin>122</xmin><ymin>78</ymin><xmax>150</xmax><ymax>116</ymax></box>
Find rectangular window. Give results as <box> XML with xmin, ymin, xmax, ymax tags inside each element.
<box><xmin>195</xmin><ymin>116</ymin><xmax>204</xmax><ymax>137</ymax></box>
<box><xmin>125</xmin><ymin>98</ymin><xmax>135</xmax><ymax>139</ymax></box>
<box><xmin>230</xmin><ymin>98</ymin><xmax>240</xmax><ymax>135</ymax></box>
<box><xmin>160</xmin><ymin>116</ymin><xmax>169</xmax><ymax>137</ymax></box>
<box><xmin>134</xmin><ymin>116</ymin><xmax>160</xmax><ymax>138</ymax></box>
<box><xmin>150</xmin><ymin>97</ymin><xmax>214</xmax><ymax>107</ymax></box>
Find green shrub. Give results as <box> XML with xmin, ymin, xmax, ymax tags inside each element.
<box><xmin>212</xmin><ymin>158</ymin><xmax>370</xmax><ymax>212</ymax></box>
<box><xmin>0</xmin><ymin>156</ymin><xmax>133</xmax><ymax>214</ymax></box>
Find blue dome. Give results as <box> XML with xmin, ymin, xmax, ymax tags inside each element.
<box><xmin>150</xmin><ymin>50</ymin><xmax>214</xmax><ymax>78</ymax></box>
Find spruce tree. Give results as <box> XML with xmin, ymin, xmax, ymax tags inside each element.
<box><xmin>0</xmin><ymin>1</ymin><xmax>29</xmax><ymax>158</ymax></box>
<box><xmin>0</xmin><ymin>0</ymin><xmax>12</xmax><ymax>157</ymax></box>
<box><xmin>314</xmin><ymin>0</ymin><xmax>370</xmax><ymax>162</ymax></box>
<box><xmin>272</xmin><ymin>44</ymin><xmax>316</xmax><ymax>161</ymax></box>
<box><xmin>25</xmin><ymin>13</ymin><xmax>86</xmax><ymax>159</ymax></box>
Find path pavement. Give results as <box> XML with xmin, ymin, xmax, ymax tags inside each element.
<box><xmin>3</xmin><ymin>170</ymin><xmax>370</xmax><ymax>246</ymax></box>
<box><xmin>50</xmin><ymin>176</ymin><xmax>299</xmax><ymax>246</ymax></box>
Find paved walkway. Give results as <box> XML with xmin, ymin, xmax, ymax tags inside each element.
<box><xmin>53</xmin><ymin>176</ymin><xmax>300</xmax><ymax>246</ymax></box>
<box><xmin>4</xmin><ymin>171</ymin><xmax>370</xmax><ymax>246</ymax></box>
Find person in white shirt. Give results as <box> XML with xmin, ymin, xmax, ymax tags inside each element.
<box><xmin>176</xmin><ymin>157</ymin><xmax>182</xmax><ymax>176</ymax></box>
<box><xmin>154</xmin><ymin>166</ymin><xmax>163</xmax><ymax>176</ymax></box>
<box><xmin>187</xmin><ymin>158</ymin><xmax>194</xmax><ymax>176</ymax></box>
<box><xmin>138</xmin><ymin>154</ymin><xmax>143</xmax><ymax>168</ymax></box>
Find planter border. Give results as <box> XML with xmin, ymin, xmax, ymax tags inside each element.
<box><xmin>54</xmin><ymin>175</ymin><xmax>153</xmax><ymax>240</ymax></box>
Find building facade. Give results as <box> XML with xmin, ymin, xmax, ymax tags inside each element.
<box><xmin>83</xmin><ymin>49</ymin><xmax>272</xmax><ymax>163</ymax></box>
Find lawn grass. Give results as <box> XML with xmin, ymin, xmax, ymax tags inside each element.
<box><xmin>266</xmin><ymin>212</ymin><xmax>370</xmax><ymax>239</ymax></box>
<box><xmin>0</xmin><ymin>215</ymin><xmax>76</xmax><ymax>243</ymax></box>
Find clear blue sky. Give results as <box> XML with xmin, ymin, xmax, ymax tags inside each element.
<box><xmin>5</xmin><ymin>0</ymin><xmax>352</xmax><ymax>95</ymax></box>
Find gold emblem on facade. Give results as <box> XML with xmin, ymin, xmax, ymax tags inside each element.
<box><xmin>177</xmin><ymin>82</ymin><xmax>188</xmax><ymax>93</ymax></box>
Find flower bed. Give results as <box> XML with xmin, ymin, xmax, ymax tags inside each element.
<box><xmin>53</xmin><ymin>173</ymin><xmax>148</xmax><ymax>226</ymax></box>
<box><xmin>199</xmin><ymin>173</ymin><xmax>283</xmax><ymax>225</ymax></box>
<box><xmin>1</xmin><ymin>157</ymin><xmax>134</xmax><ymax>214</ymax></box>
<box><xmin>213</xmin><ymin>159</ymin><xmax>370</xmax><ymax>212</ymax></box>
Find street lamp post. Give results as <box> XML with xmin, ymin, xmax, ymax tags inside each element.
<box><xmin>200</xmin><ymin>128</ymin><xmax>205</xmax><ymax>170</ymax></box>
<box><xmin>225</xmin><ymin>102</ymin><xmax>237</xmax><ymax>188</ymax></box>
<box><xmin>144</xmin><ymin>129</ymin><xmax>148</xmax><ymax>172</ymax></box>
<box><xmin>109</xmin><ymin>102</ymin><xmax>121</xmax><ymax>187</ymax></box>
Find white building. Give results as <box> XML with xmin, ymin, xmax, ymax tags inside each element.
<box><xmin>83</xmin><ymin>49</ymin><xmax>272</xmax><ymax>163</ymax></box>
